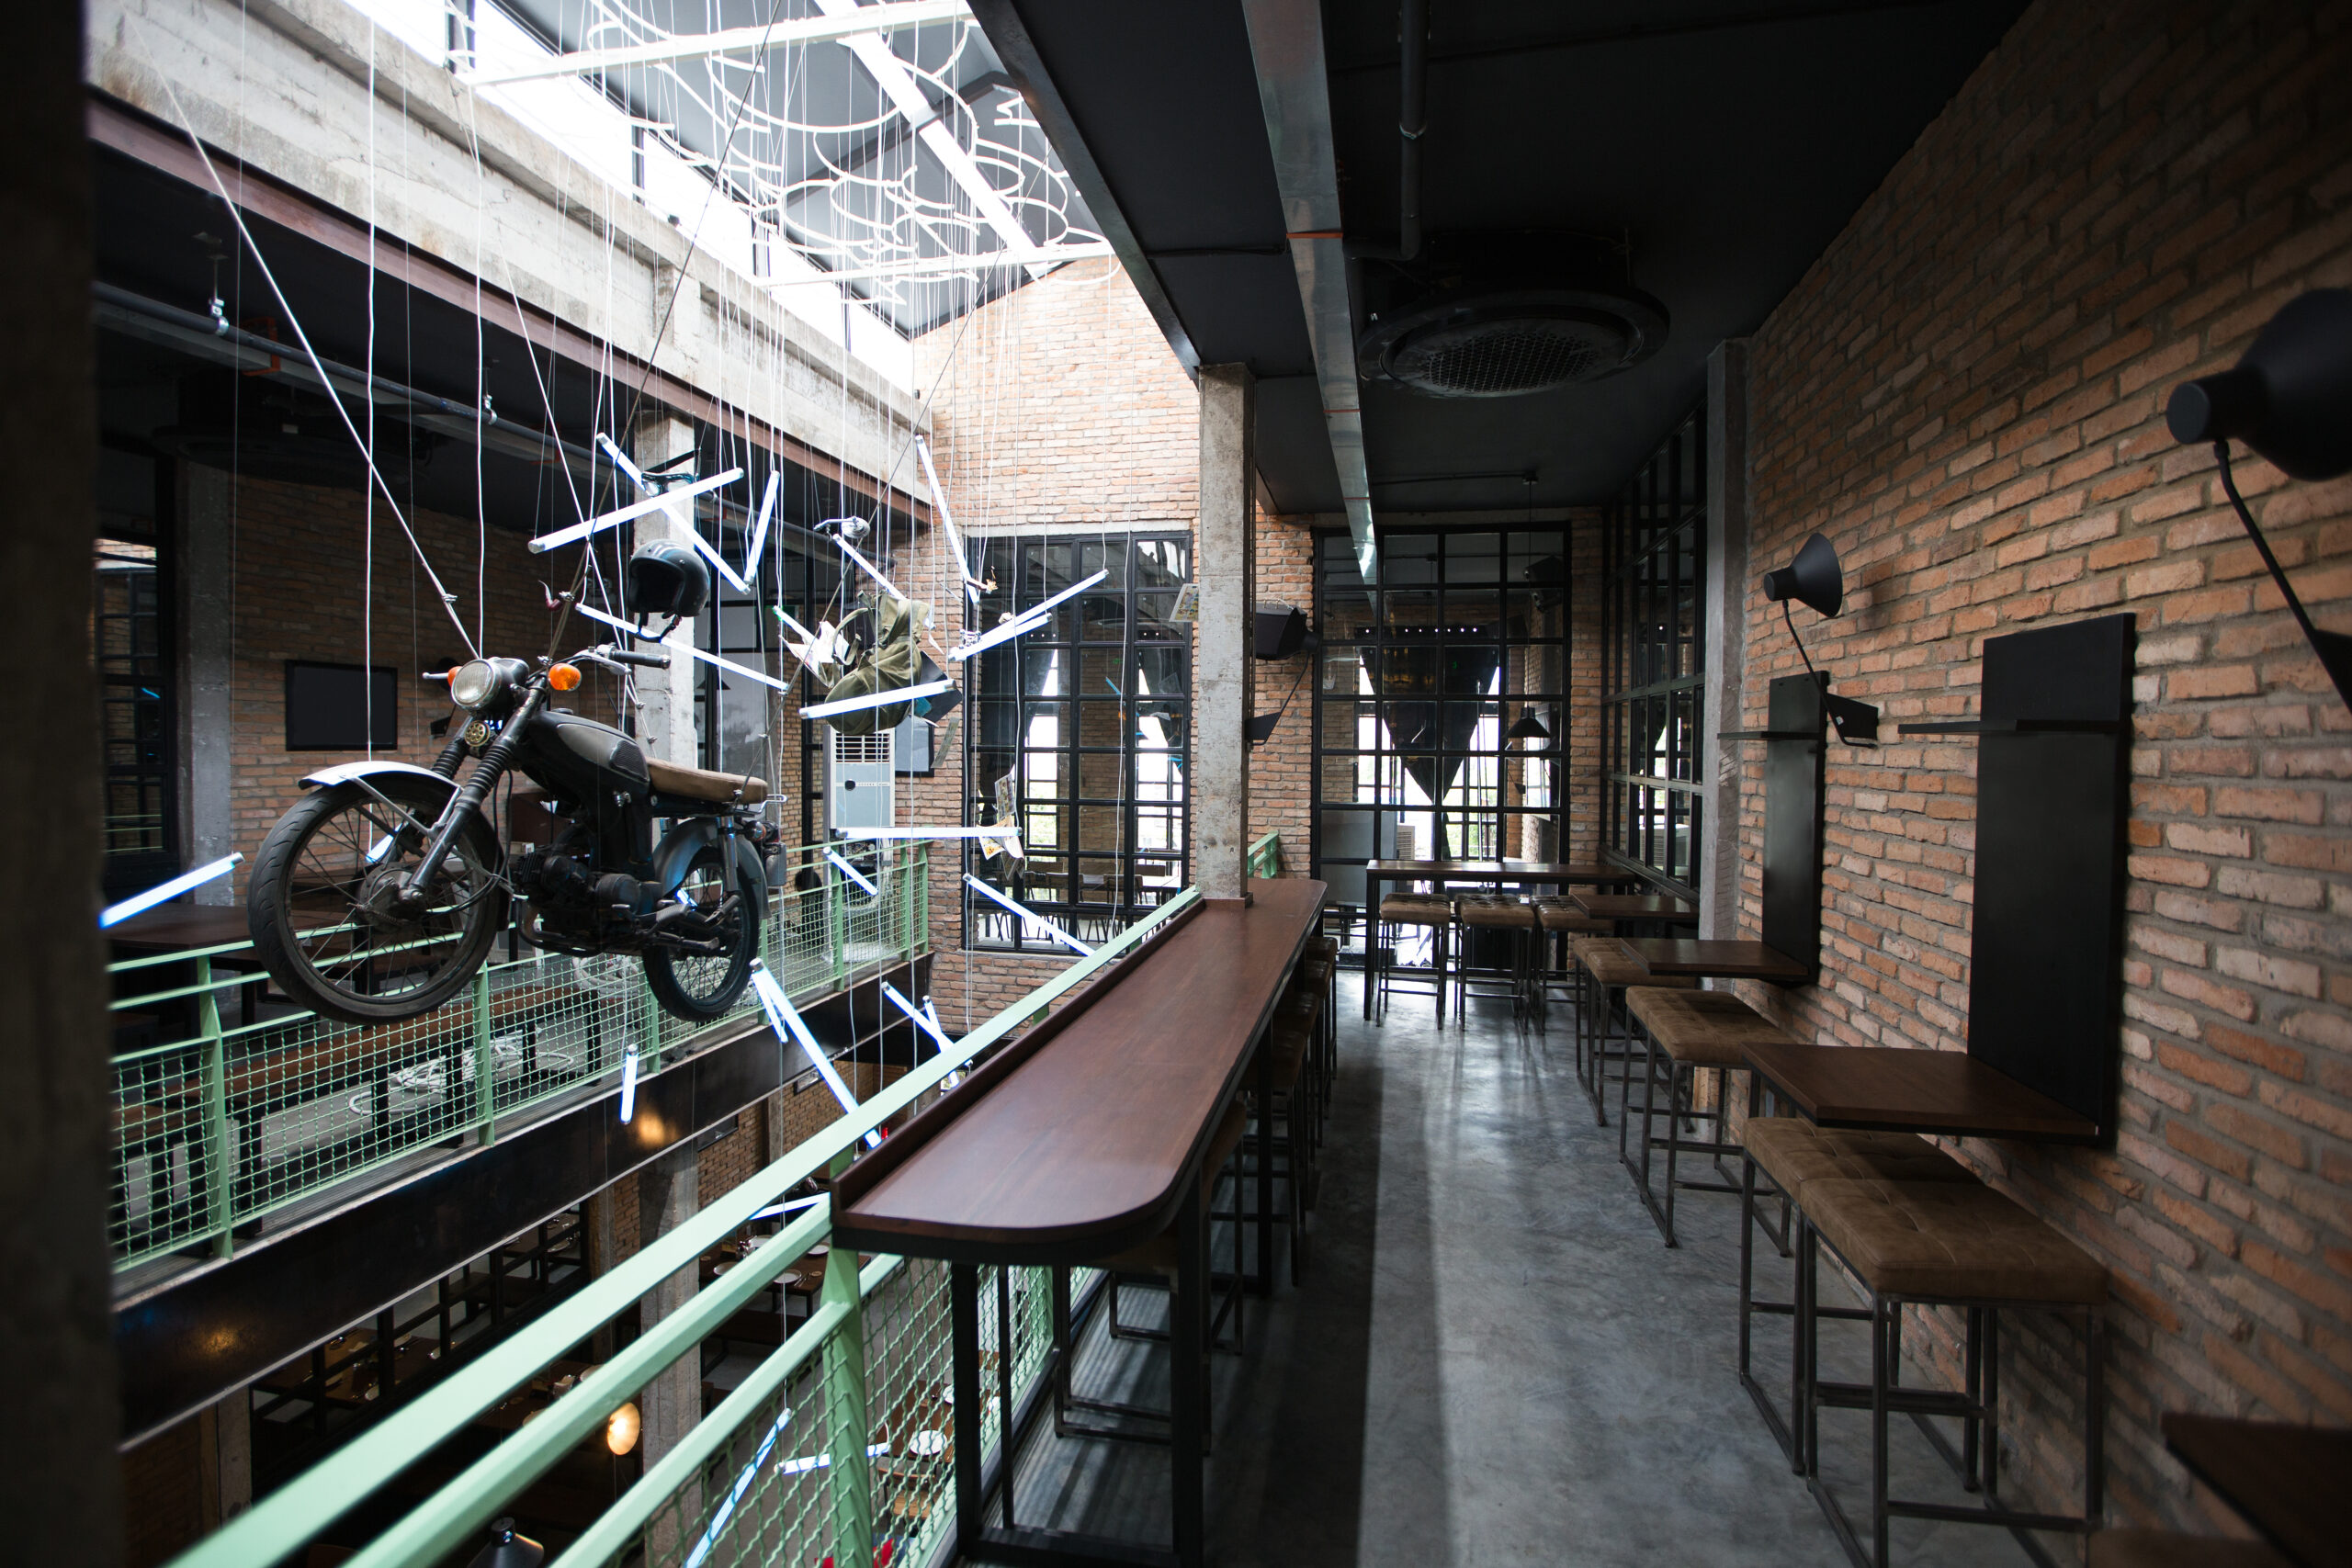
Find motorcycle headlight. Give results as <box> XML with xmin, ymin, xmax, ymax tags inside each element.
<box><xmin>448</xmin><ymin>659</ymin><xmax>504</xmax><ymax>711</ymax></box>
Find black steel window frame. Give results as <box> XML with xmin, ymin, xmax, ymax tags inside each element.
<box><xmin>95</xmin><ymin>534</ymin><xmax>175</xmax><ymax>895</ymax></box>
<box><xmin>962</xmin><ymin>533</ymin><xmax>1192</xmax><ymax>953</ymax></box>
<box><xmin>1310</xmin><ymin>527</ymin><xmax>1569</xmax><ymax>921</ymax></box>
<box><xmin>1600</xmin><ymin>400</ymin><xmax>1706</xmax><ymax>898</ymax></box>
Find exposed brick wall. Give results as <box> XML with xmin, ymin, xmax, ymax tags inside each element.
<box><xmin>1253</xmin><ymin>518</ymin><xmax>1318</xmax><ymax>870</ymax></box>
<box><xmin>1731</xmin><ymin>0</ymin><xmax>2352</xmax><ymax>1535</ymax></box>
<box><xmin>1566</xmin><ymin>514</ymin><xmax>1605</xmax><ymax>867</ymax></box>
<box><xmin>204</xmin><ymin>473</ymin><xmax>628</xmax><ymax>897</ymax></box>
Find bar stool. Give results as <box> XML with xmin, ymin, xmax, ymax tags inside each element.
<box><xmin>1571</xmin><ymin>939</ymin><xmax>1690</xmax><ymax>1125</ymax></box>
<box><xmin>1298</xmin><ymin>937</ymin><xmax>1340</xmax><ymax>1135</ymax></box>
<box><xmin>1375</xmin><ymin>892</ymin><xmax>1453</xmax><ymax>1022</ymax></box>
<box><xmin>1242</xmin><ymin>1016</ymin><xmax>1317</xmax><ymax>1283</ymax></box>
<box><xmin>1798</xmin><ymin>1176</ymin><xmax>2108</xmax><ymax>1568</ymax></box>
<box><xmin>1050</xmin><ymin>1099</ymin><xmax>1250</xmax><ymax>1450</ymax></box>
<box><xmin>1620</xmin><ymin>987</ymin><xmax>1795</xmax><ymax>1247</ymax></box>
<box><xmin>1526</xmin><ymin>897</ymin><xmax>1609</xmax><ymax>1032</ymax></box>
<box><xmin>1736</xmin><ymin>1117</ymin><xmax>1976</xmax><ymax>1470</ymax></box>
<box><xmin>1453</xmin><ymin>894</ymin><xmax>1538</xmax><ymax>1027</ymax></box>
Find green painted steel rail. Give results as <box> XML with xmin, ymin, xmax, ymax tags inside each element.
<box><xmin>1248</xmin><ymin>829</ymin><xmax>1283</xmax><ymax>878</ymax></box>
<box><xmin>166</xmin><ymin>884</ymin><xmax>1203</xmax><ymax>1568</ymax></box>
<box><xmin>106</xmin><ymin>842</ymin><xmax>927</xmax><ymax>1270</ymax></box>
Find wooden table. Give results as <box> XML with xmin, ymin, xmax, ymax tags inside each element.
<box><xmin>833</xmin><ymin>878</ymin><xmax>1328</xmax><ymax>1568</ymax></box>
<box><xmin>1623</xmin><ymin>938</ymin><xmax>1811</xmax><ymax>984</ymax></box>
<box><xmin>1360</xmin><ymin>861</ymin><xmax>1629</xmax><ymax>1017</ymax></box>
<box><xmin>1570</xmin><ymin>892</ymin><xmax>1698</xmax><ymax>924</ymax></box>
<box><xmin>1737</xmin><ymin>1040</ymin><xmax>2099</xmax><ymax>1141</ymax></box>
<box><xmin>2162</xmin><ymin>1414</ymin><xmax>2352</xmax><ymax>1568</ymax></box>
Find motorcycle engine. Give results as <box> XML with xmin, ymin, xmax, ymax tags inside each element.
<box><xmin>514</xmin><ymin>851</ymin><xmax>644</xmax><ymax>915</ymax></box>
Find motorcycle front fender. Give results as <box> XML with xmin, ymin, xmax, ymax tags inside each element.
<box><xmin>299</xmin><ymin>759</ymin><xmax>458</xmax><ymax>795</ymax></box>
<box><xmin>650</xmin><ymin>818</ymin><xmax>769</xmax><ymax>923</ymax></box>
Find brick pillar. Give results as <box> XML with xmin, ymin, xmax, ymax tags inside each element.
<box><xmin>630</xmin><ymin>410</ymin><xmax>701</xmax><ymax>770</ymax></box>
<box><xmin>1195</xmin><ymin>366</ymin><xmax>1255</xmax><ymax>900</ymax></box>
<box><xmin>634</xmin><ymin>1145</ymin><xmax>701</xmax><ymax>1467</ymax></box>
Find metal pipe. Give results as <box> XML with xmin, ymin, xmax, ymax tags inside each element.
<box><xmin>1397</xmin><ymin>0</ymin><xmax>1428</xmax><ymax>260</ymax></box>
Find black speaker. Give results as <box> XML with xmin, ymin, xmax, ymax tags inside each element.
<box><xmin>1254</xmin><ymin>604</ymin><xmax>1310</xmax><ymax>660</ymax></box>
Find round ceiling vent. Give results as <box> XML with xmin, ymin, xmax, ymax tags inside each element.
<box><xmin>1360</xmin><ymin>287</ymin><xmax>1668</xmax><ymax>399</ymax></box>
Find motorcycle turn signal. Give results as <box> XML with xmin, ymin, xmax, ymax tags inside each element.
<box><xmin>548</xmin><ymin>662</ymin><xmax>582</xmax><ymax>692</ymax></box>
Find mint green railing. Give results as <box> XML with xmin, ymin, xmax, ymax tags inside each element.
<box><xmin>1247</xmin><ymin>829</ymin><xmax>1283</xmax><ymax>879</ymax></box>
<box><xmin>107</xmin><ymin>842</ymin><xmax>929</xmax><ymax>1271</ymax></box>
<box><xmin>167</xmin><ymin>886</ymin><xmax>1203</xmax><ymax>1568</ymax></box>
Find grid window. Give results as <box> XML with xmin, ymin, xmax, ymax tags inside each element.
<box><xmin>94</xmin><ymin>536</ymin><xmax>174</xmax><ymax>895</ymax></box>
<box><xmin>1311</xmin><ymin>529</ymin><xmax>1568</xmax><ymax>924</ymax></box>
<box><xmin>964</xmin><ymin>534</ymin><xmax>1191</xmax><ymax>951</ymax></box>
<box><xmin>1600</xmin><ymin>401</ymin><xmax>1706</xmax><ymax>897</ymax></box>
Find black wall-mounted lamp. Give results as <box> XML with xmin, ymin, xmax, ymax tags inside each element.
<box><xmin>1506</xmin><ymin>710</ymin><xmax>1551</xmax><ymax>746</ymax></box>
<box><xmin>1762</xmin><ymin>533</ymin><xmax>1879</xmax><ymax>745</ymax></box>
<box><xmin>467</xmin><ymin>1519</ymin><xmax>546</xmax><ymax>1568</ymax></box>
<box><xmin>2166</xmin><ymin>287</ymin><xmax>2352</xmax><ymax>710</ymax></box>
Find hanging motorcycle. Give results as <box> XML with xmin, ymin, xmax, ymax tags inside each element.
<box><xmin>246</xmin><ymin>541</ymin><xmax>778</xmax><ymax>1026</ymax></box>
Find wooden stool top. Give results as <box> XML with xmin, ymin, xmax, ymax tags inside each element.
<box><xmin>1804</xmin><ymin>1178</ymin><xmax>2108</xmax><ymax>1304</ymax></box>
<box><xmin>1531</xmin><ymin>898</ymin><xmax>1610</xmax><ymax>933</ymax></box>
<box><xmin>1743</xmin><ymin>1118</ymin><xmax>1974</xmax><ymax>1195</ymax></box>
<box><xmin>1625</xmin><ymin>987</ymin><xmax>1794</xmax><ymax>1066</ymax></box>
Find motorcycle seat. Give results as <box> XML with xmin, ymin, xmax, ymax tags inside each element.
<box><xmin>646</xmin><ymin>758</ymin><xmax>770</xmax><ymax>805</ymax></box>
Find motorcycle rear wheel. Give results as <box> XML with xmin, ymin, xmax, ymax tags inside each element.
<box><xmin>643</xmin><ymin>844</ymin><xmax>762</xmax><ymax>1021</ymax></box>
<box><xmin>248</xmin><ymin>777</ymin><xmax>508</xmax><ymax>1025</ymax></box>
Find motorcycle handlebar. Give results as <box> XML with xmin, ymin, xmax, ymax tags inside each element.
<box><xmin>596</xmin><ymin>647</ymin><xmax>671</xmax><ymax>670</ymax></box>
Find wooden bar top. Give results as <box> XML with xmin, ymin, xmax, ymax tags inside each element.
<box><xmin>1739</xmin><ymin>1041</ymin><xmax>2099</xmax><ymax>1142</ymax></box>
<box><xmin>1363</xmin><ymin>860</ymin><xmax>1621</xmax><ymax>883</ymax></box>
<box><xmin>2162</xmin><ymin>1414</ymin><xmax>2351</xmax><ymax>1568</ymax></box>
<box><xmin>832</xmin><ymin>879</ymin><xmax>1328</xmax><ymax>1267</ymax></box>
<box><xmin>1571</xmin><ymin>892</ymin><xmax>1698</xmax><ymax>922</ymax></box>
<box><xmin>1623</xmin><ymin>938</ymin><xmax>1810</xmax><ymax>982</ymax></box>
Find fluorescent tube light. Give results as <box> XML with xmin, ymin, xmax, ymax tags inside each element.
<box><xmin>943</xmin><ymin>609</ymin><xmax>1049</xmax><ymax>661</ymax></box>
<box><xmin>682</xmin><ymin>519</ymin><xmax>751</xmax><ymax>593</ymax></box>
<box><xmin>618</xmin><ymin>1046</ymin><xmax>639</xmax><ymax>1123</ymax></box>
<box><xmin>834</xmin><ymin>537</ymin><xmax>908</xmax><ymax>603</ymax></box>
<box><xmin>100</xmin><ymin>852</ymin><xmax>243</xmax><ymax>928</ymax></box>
<box><xmin>834</xmin><ymin>826</ymin><xmax>1008</xmax><ymax>840</ymax></box>
<box><xmin>824</xmin><ymin>850</ymin><xmax>879</xmax><ymax>896</ymax></box>
<box><xmin>596</xmin><ymin>432</ymin><xmax>649</xmax><ymax>491</ymax></box>
<box><xmin>944</xmin><ymin>570</ymin><xmax>1108</xmax><ymax>660</ymax></box>
<box><xmin>963</xmin><ymin>873</ymin><xmax>1093</xmax><ymax>956</ymax></box>
<box><xmin>800</xmin><ymin>679</ymin><xmax>954</xmax><ymax>719</ymax></box>
<box><xmin>528</xmin><ymin>468</ymin><xmax>742</xmax><ymax>553</ymax></box>
<box><xmin>744</xmin><ymin>473</ymin><xmax>780</xmax><ymax>581</ymax></box>
<box><xmin>915</xmin><ymin>435</ymin><xmax>983</xmax><ymax>595</ymax></box>
<box><xmin>574</xmin><ymin>604</ymin><xmax>790</xmax><ymax>691</ymax></box>
<box><xmin>750</xmin><ymin>962</ymin><xmax>882</xmax><ymax>1148</ymax></box>
<box><xmin>881</xmin><ymin>979</ymin><xmax>954</xmax><ymax>1048</ymax></box>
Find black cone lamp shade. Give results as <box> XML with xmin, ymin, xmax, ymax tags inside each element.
<box><xmin>1763</xmin><ymin>532</ymin><xmax>1844</xmax><ymax>618</ymax></box>
<box><xmin>468</xmin><ymin>1520</ymin><xmax>545</xmax><ymax>1568</ymax></box>
<box><xmin>1506</xmin><ymin>712</ymin><xmax>1550</xmax><ymax>742</ymax></box>
<box><xmin>2167</xmin><ymin>288</ymin><xmax>2352</xmax><ymax>709</ymax></box>
<box><xmin>1760</xmin><ymin>533</ymin><xmax>1878</xmax><ymax>744</ymax></box>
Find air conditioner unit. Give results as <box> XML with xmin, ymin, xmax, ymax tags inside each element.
<box><xmin>827</xmin><ymin>729</ymin><xmax>895</xmax><ymax>833</ymax></box>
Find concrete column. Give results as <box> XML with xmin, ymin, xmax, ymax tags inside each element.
<box><xmin>177</xmin><ymin>462</ymin><xmax>236</xmax><ymax>898</ymax></box>
<box><xmin>634</xmin><ymin>1145</ymin><xmax>702</xmax><ymax>1467</ymax></box>
<box><xmin>2</xmin><ymin>2</ymin><xmax>122</xmax><ymax>1555</ymax></box>
<box><xmin>1194</xmin><ymin>365</ymin><xmax>1256</xmax><ymax>902</ymax></box>
<box><xmin>196</xmin><ymin>1386</ymin><xmax>252</xmax><ymax>1528</ymax></box>
<box><xmin>582</xmin><ymin>1184</ymin><xmax>621</xmax><ymax>1361</ymax></box>
<box><xmin>629</xmin><ymin>410</ymin><xmax>701</xmax><ymax>769</ymax></box>
<box><xmin>1700</xmin><ymin>340</ymin><xmax>1751</xmax><ymax>943</ymax></box>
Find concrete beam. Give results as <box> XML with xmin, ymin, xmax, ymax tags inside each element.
<box><xmin>178</xmin><ymin>462</ymin><xmax>235</xmax><ymax>898</ymax></box>
<box><xmin>1195</xmin><ymin>365</ymin><xmax>1255</xmax><ymax>902</ymax></box>
<box><xmin>631</xmin><ymin>412</ymin><xmax>705</xmax><ymax>769</ymax></box>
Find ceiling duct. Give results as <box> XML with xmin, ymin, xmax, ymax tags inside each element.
<box><xmin>1356</xmin><ymin>230</ymin><xmax>1668</xmax><ymax>399</ymax></box>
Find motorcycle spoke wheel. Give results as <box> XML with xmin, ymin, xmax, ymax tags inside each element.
<box><xmin>644</xmin><ymin>847</ymin><xmax>759</xmax><ymax>1022</ymax></box>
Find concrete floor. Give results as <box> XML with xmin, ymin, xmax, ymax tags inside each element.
<box><xmin>992</xmin><ymin>974</ymin><xmax>2048</xmax><ymax>1568</ymax></box>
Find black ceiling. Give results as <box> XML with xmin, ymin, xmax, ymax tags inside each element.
<box><xmin>978</xmin><ymin>0</ymin><xmax>2029</xmax><ymax>515</ymax></box>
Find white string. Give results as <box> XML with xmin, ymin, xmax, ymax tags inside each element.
<box><xmin>119</xmin><ymin>6</ymin><xmax>481</xmax><ymax>659</ymax></box>
<box><xmin>364</xmin><ymin>21</ymin><xmax>378</xmax><ymax>759</ymax></box>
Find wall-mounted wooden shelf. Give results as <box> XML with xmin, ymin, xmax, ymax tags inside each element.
<box><xmin>1897</xmin><ymin>718</ymin><xmax>2124</xmax><ymax>736</ymax></box>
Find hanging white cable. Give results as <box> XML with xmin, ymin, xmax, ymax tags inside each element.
<box><xmin>120</xmin><ymin>10</ymin><xmax>482</xmax><ymax>658</ymax></box>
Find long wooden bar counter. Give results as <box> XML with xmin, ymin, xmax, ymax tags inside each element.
<box><xmin>833</xmin><ymin>877</ymin><xmax>1329</xmax><ymax>1568</ymax></box>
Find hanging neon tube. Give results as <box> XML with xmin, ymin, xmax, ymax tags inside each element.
<box><xmin>750</xmin><ymin>961</ymin><xmax>882</xmax><ymax>1149</ymax></box>
<box><xmin>574</xmin><ymin>604</ymin><xmax>791</xmax><ymax>691</ymax></box>
<box><xmin>100</xmin><ymin>853</ymin><xmax>243</xmax><ymax>929</ymax></box>
<box><xmin>527</xmin><ymin>468</ymin><xmax>741</xmax><ymax>553</ymax></box>
<box><xmin>963</xmin><ymin>873</ymin><xmax>1093</xmax><ymax>956</ymax></box>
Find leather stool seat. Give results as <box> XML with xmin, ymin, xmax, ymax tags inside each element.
<box><xmin>1455</xmin><ymin>895</ymin><xmax>1536</xmax><ymax>929</ymax></box>
<box><xmin>1576</xmin><ymin>938</ymin><xmax>1693</xmax><ymax>991</ymax></box>
<box><xmin>1625</xmin><ymin>987</ymin><xmax>1796</xmax><ymax>1066</ymax></box>
<box><xmin>1379</xmin><ymin>894</ymin><xmax>1453</xmax><ymax>925</ymax></box>
<box><xmin>1744</xmin><ymin>1118</ymin><xmax>1974</xmax><ymax>1195</ymax></box>
<box><xmin>1096</xmin><ymin>1100</ymin><xmax>1249</xmax><ymax>1276</ymax></box>
<box><xmin>1528</xmin><ymin>897</ymin><xmax>1609</xmax><ymax>934</ymax></box>
<box><xmin>2089</xmin><ymin>1530</ymin><xmax>2289</xmax><ymax>1568</ymax></box>
<box><xmin>1804</xmin><ymin>1178</ymin><xmax>2109</xmax><ymax>1304</ymax></box>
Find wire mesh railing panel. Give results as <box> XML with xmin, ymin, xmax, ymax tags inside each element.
<box><xmin>624</xmin><ymin>1369</ymin><xmax>834</xmax><ymax>1568</ymax></box>
<box><xmin>863</xmin><ymin>1258</ymin><xmax>957</xmax><ymax>1564</ymax></box>
<box><xmin>108</xmin><ymin>843</ymin><xmax>929</xmax><ymax>1269</ymax></box>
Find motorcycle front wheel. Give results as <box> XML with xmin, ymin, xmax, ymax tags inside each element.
<box><xmin>247</xmin><ymin>777</ymin><xmax>508</xmax><ymax>1025</ymax></box>
<box><xmin>644</xmin><ymin>845</ymin><xmax>762</xmax><ymax>1022</ymax></box>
